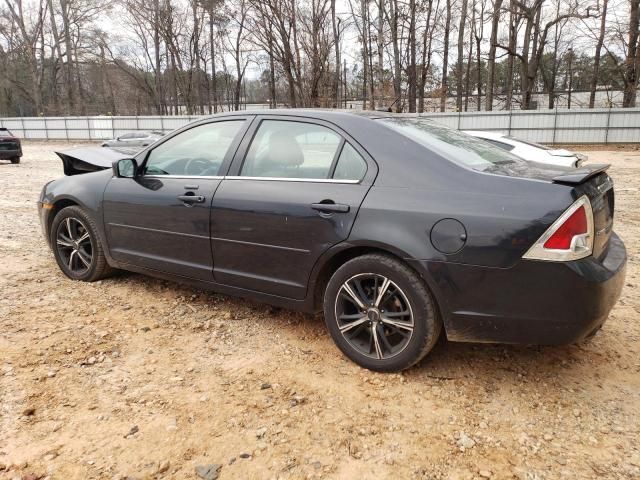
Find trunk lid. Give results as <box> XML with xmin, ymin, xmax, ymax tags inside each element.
<box><xmin>548</xmin><ymin>163</ymin><xmax>613</xmax><ymax>259</ymax></box>
<box><xmin>547</xmin><ymin>148</ymin><xmax>575</xmax><ymax>157</ymax></box>
<box><xmin>577</xmin><ymin>172</ymin><xmax>615</xmax><ymax>260</ymax></box>
<box><xmin>487</xmin><ymin>161</ymin><xmax>614</xmax><ymax>260</ymax></box>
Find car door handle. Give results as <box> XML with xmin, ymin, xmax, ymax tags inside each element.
<box><xmin>311</xmin><ymin>202</ymin><xmax>350</xmax><ymax>213</ymax></box>
<box><xmin>178</xmin><ymin>194</ymin><xmax>205</xmax><ymax>203</ymax></box>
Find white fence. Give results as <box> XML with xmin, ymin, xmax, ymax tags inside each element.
<box><xmin>1</xmin><ymin>107</ymin><xmax>640</xmax><ymax>144</ymax></box>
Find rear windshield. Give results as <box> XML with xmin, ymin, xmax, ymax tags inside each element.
<box><xmin>507</xmin><ymin>136</ymin><xmax>552</xmax><ymax>150</ymax></box>
<box><xmin>379</xmin><ymin>117</ymin><xmax>521</xmax><ymax>171</ymax></box>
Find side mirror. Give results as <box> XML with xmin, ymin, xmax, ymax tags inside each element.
<box><xmin>113</xmin><ymin>158</ymin><xmax>138</xmax><ymax>178</ymax></box>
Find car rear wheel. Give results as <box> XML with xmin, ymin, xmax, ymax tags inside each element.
<box><xmin>323</xmin><ymin>254</ymin><xmax>441</xmax><ymax>372</ymax></box>
<box><xmin>50</xmin><ymin>206</ymin><xmax>112</xmax><ymax>282</ymax></box>
<box><xmin>10</xmin><ymin>157</ymin><xmax>20</xmax><ymax>164</ymax></box>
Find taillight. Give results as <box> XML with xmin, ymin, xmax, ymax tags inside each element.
<box><xmin>523</xmin><ymin>196</ymin><xmax>593</xmax><ymax>261</ymax></box>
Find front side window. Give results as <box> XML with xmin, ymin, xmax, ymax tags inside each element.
<box><xmin>241</xmin><ymin>120</ymin><xmax>342</xmax><ymax>179</ymax></box>
<box><xmin>144</xmin><ymin>120</ymin><xmax>244</xmax><ymax>176</ymax></box>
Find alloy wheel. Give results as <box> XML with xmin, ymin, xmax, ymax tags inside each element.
<box><xmin>55</xmin><ymin>217</ymin><xmax>93</xmax><ymax>274</ymax></box>
<box><xmin>334</xmin><ymin>273</ymin><xmax>414</xmax><ymax>360</ymax></box>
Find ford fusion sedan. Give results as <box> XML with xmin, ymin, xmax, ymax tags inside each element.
<box><xmin>38</xmin><ymin>111</ymin><xmax>625</xmax><ymax>372</ymax></box>
<box><xmin>466</xmin><ymin>130</ymin><xmax>586</xmax><ymax>168</ymax></box>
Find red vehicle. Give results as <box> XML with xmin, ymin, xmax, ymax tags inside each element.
<box><xmin>0</xmin><ymin>127</ymin><xmax>22</xmax><ymax>164</ymax></box>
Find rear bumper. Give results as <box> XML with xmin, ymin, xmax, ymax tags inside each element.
<box><xmin>0</xmin><ymin>148</ymin><xmax>21</xmax><ymax>159</ymax></box>
<box><xmin>411</xmin><ymin>232</ymin><xmax>627</xmax><ymax>345</ymax></box>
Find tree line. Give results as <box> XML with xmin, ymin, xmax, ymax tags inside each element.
<box><xmin>1</xmin><ymin>0</ymin><xmax>639</xmax><ymax>117</ymax></box>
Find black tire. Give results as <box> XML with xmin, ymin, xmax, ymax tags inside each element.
<box><xmin>50</xmin><ymin>206</ymin><xmax>113</xmax><ymax>282</ymax></box>
<box><xmin>10</xmin><ymin>157</ymin><xmax>20</xmax><ymax>164</ymax></box>
<box><xmin>323</xmin><ymin>254</ymin><xmax>441</xmax><ymax>372</ymax></box>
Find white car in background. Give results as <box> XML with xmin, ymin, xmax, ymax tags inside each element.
<box><xmin>466</xmin><ymin>130</ymin><xmax>586</xmax><ymax>168</ymax></box>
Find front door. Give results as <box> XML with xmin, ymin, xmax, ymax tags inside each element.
<box><xmin>211</xmin><ymin>117</ymin><xmax>375</xmax><ymax>299</ymax></box>
<box><xmin>103</xmin><ymin>118</ymin><xmax>250</xmax><ymax>281</ymax></box>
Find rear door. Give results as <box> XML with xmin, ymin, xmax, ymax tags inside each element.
<box><xmin>103</xmin><ymin>118</ymin><xmax>251</xmax><ymax>280</ymax></box>
<box><xmin>210</xmin><ymin>116</ymin><xmax>377</xmax><ymax>299</ymax></box>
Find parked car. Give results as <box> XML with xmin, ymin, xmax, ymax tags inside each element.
<box><xmin>0</xmin><ymin>127</ymin><xmax>22</xmax><ymax>164</ymax></box>
<box><xmin>101</xmin><ymin>131</ymin><xmax>164</xmax><ymax>149</ymax></box>
<box><xmin>38</xmin><ymin>112</ymin><xmax>625</xmax><ymax>372</ymax></box>
<box><xmin>466</xmin><ymin>130</ymin><xmax>586</xmax><ymax>168</ymax></box>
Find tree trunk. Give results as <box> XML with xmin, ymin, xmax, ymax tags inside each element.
<box><xmin>192</xmin><ymin>1</ymin><xmax>202</xmax><ymax>114</ymax></box>
<box><xmin>366</xmin><ymin>4</ymin><xmax>375</xmax><ymax>109</ymax></box>
<box><xmin>331</xmin><ymin>0</ymin><xmax>340</xmax><ymax>108</ymax></box>
<box><xmin>474</xmin><ymin>0</ymin><xmax>484</xmax><ymax>111</ymax></box>
<box><xmin>359</xmin><ymin>0</ymin><xmax>370</xmax><ymax>110</ymax></box>
<box><xmin>268</xmin><ymin>26</ymin><xmax>277</xmax><ymax>108</ymax></box>
<box><xmin>209</xmin><ymin>3</ymin><xmax>218</xmax><ymax>113</ymax></box>
<box><xmin>547</xmin><ymin>1</ymin><xmax>561</xmax><ymax>109</ymax></box>
<box><xmin>456</xmin><ymin>0</ymin><xmax>468</xmax><ymax>111</ymax></box>
<box><xmin>485</xmin><ymin>0</ymin><xmax>502</xmax><ymax>111</ymax></box>
<box><xmin>623</xmin><ymin>0</ymin><xmax>639</xmax><ymax>107</ymax></box>
<box><xmin>464</xmin><ymin>5</ymin><xmax>474</xmax><ymax>111</ymax></box>
<box><xmin>377</xmin><ymin>0</ymin><xmax>384</xmax><ymax>107</ymax></box>
<box><xmin>505</xmin><ymin>3</ymin><xmax>517</xmax><ymax>110</ymax></box>
<box><xmin>418</xmin><ymin>0</ymin><xmax>435</xmax><ymax>113</ymax></box>
<box><xmin>390</xmin><ymin>0</ymin><xmax>402</xmax><ymax>111</ymax></box>
<box><xmin>59</xmin><ymin>0</ymin><xmax>76</xmax><ymax>113</ymax></box>
<box><xmin>589</xmin><ymin>0</ymin><xmax>608</xmax><ymax>108</ymax></box>
<box><xmin>154</xmin><ymin>0</ymin><xmax>164</xmax><ymax>114</ymax></box>
<box><xmin>408</xmin><ymin>0</ymin><xmax>417</xmax><ymax>112</ymax></box>
<box><xmin>440</xmin><ymin>0</ymin><xmax>451</xmax><ymax>112</ymax></box>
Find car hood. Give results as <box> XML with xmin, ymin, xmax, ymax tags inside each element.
<box><xmin>486</xmin><ymin>160</ymin><xmax>610</xmax><ymax>185</ymax></box>
<box><xmin>55</xmin><ymin>146</ymin><xmax>135</xmax><ymax>176</ymax></box>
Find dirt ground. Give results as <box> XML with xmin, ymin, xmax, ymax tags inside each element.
<box><xmin>1</xmin><ymin>142</ymin><xmax>639</xmax><ymax>480</ymax></box>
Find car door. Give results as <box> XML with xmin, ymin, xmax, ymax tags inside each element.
<box><xmin>103</xmin><ymin>117</ymin><xmax>251</xmax><ymax>281</ymax></box>
<box><xmin>210</xmin><ymin>116</ymin><xmax>377</xmax><ymax>299</ymax></box>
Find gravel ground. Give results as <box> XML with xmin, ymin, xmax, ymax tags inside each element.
<box><xmin>1</xmin><ymin>142</ymin><xmax>639</xmax><ymax>480</ymax></box>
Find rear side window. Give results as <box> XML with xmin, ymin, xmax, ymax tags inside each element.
<box><xmin>380</xmin><ymin>118</ymin><xmax>520</xmax><ymax>172</ymax></box>
<box><xmin>241</xmin><ymin>120</ymin><xmax>342</xmax><ymax>179</ymax></box>
<box><xmin>333</xmin><ymin>143</ymin><xmax>367</xmax><ymax>180</ymax></box>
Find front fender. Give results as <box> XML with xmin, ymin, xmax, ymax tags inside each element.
<box><xmin>39</xmin><ymin>170</ymin><xmax>113</xmax><ymax>260</ymax></box>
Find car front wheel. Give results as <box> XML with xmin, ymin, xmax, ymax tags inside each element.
<box><xmin>50</xmin><ymin>206</ymin><xmax>112</xmax><ymax>281</ymax></box>
<box><xmin>323</xmin><ymin>254</ymin><xmax>441</xmax><ymax>372</ymax></box>
<box><xmin>10</xmin><ymin>156</ymin><xmax>20</xmax><ymax>164</ymax></box>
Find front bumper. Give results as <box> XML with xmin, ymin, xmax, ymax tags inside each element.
<box><xmin>37</xmin><ymin>195</ymin><xmax>56</xmax><ymax>247</ymax></box>
<box><xmin>412</xmin><ymin>232</ymin><xmax>627</xmax><ymax>345</ymax></box>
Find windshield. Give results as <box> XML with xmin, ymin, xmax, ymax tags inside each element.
<box><xmin>379</xmin><ymin>117</ymin><xmax>521</xmax><ymax>171</ymax></box>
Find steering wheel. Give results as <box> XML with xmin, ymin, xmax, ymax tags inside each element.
<box><xmin>184</xmin><ymin>157</ymin><xmax>211</xmax><ymax>176</ymax></box>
